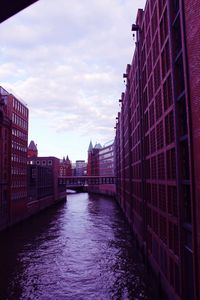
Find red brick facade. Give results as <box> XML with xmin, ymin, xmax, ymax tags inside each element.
<box><xmin>87</xmin><ymin>142</ymin><xmax>101</xmax><ymax>176</ymax></box>
<box><xmin>115</xmin><ymin>1</ymin><xmax>200</xmax><ymax>299</ymax></box>
<box><xmin>0</xmin><ymin>86</ymin><xmax>67</xmax><ymax>229</ymax></box>
<box><xmin>183</xmin><ymin>1</ymin><xmax>200</xmax><ymax>297</ymax></box>
<box><xmin>0</xmin><ymin>88</ymin><xmax>11</xmax><ymax>230</ymax></box>
<box><xmin>28</xmin><ymin>140</ymin><xmax>38</xmax><ymax>158</ymax></box>
<box><xmin>59</xmin><ymin>156</ymin><xmax>72</xmax><ymax>177</ymax></box>
<box><xmin>0</xmin><ymin>87</ymin><xmax>29</xmax><ymax>225</ymax></box>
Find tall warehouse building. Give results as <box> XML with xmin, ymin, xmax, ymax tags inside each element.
<box><xmin>0</xmin><ymin>86</ymin><xmax>29</xmax><ymax>225</ymax></box>
<box><xmin>115</xmin><ymin>1</ymin><xmax>200</xmax><ymax>299</ymax></box>
<box><xmin>0</xmin><ymin>87</ymin><xmax>11</xmax><ymax>230</ymax></box>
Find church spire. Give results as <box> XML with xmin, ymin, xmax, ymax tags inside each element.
<box><xmin>88</xmin><ymin>140</ymin><xmax>93</xmax><ymax>152</ymax></box>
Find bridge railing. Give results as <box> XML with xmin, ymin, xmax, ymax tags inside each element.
<box><xmin>58</xmin><ymin>176</ymin><xmax>116</xmax><ymax>186</ymax></box>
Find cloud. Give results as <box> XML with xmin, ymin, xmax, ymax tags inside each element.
<box><xmin>0</xmin><ymin>0</ymin><xmax>146</xmax><ymax>160</ymax></box>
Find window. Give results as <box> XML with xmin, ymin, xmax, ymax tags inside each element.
<box><xmin>155</xmin><ymin>89</ymin><xmax>162</xmax><ymax>120</ymax></box>
<box><xmin>162</xmin><ymin>41</ymin><xmax>170</xmax><ymax>78</ymax></box>
<box><xmin>163</xmin><ymin>75</ymin><xmax>172</xmax><ymax>110</ymax></box>
<box><xmin>180</xmin><ymin>141</ymin><xmax>190</xmax><ymax>180</ymax></box>
<box><xmin>157</xmin><ymin>153</ymin><xmax>165</xmax><ymax>179</ymax></box>
<box><xmin>154</xmin><ymin>60</ymin><xmax>161</xmax><ymax>92</ymax></box>
<box><xmin>160</xmin><ymin>215</ymin><xmax>167</xmax><ymax>244</ymax></box>
<box><xmin>178</xmin><ymin>97</ymin><xmax>188</xmax><ymax>136</ymax></box>
<box><xmin>147</xmin><ymin>51</ymin><xmax>152</xmax><ymax>77</ymax></box>
<box><xmin>159</xmin><ymin>184</ymin><xmax>166</xmax><ymax>211</ymax></box>
<box><xmin>172</xmin><ymin>16</ymin><xmax>182</xmax><ymax>58</ymax></box>
<box><xmin>156</xmin><ymin>121</ymin><xmax>164</xmax><ymax>150</ymax></box>
<box><xmin>174</xmin><ymin>55</ymin><xmax>185</xmax><ymax>97</ymax></box>
<box><xmin>165</xmin><ymin>110</ymin><xmax>175</xmax><ymax>145</ymax></box>
<box><xmin>160</xmin><ymin>8</ymin><xmax>168</xmax><ymax>46</ymax></box>
<box><xmin>149</xmin><ymin>102</ymin><xmax>155</xmax><ymax>127</ymax></box>
<box><xmin>183</xmin><ymin>185</ymin><xmax>191</xmax><ymax>223</ymax></box>
<box><xmin>168</xmin><ymin>186</ymin><xmax>178</xmax><ymax>217</ymax></box>
<box><xmin>151</xmin><ymin>5</ymin><xmax>158</xmax><ymax>39</ymax></box>
<box><xmin>151</xmin><ymin>156</ymin><xmax>157</xmax><ymax>179</ymax></box>
<box><xmin>151</xmin><ymin>184</ymin><xmax>158</xmax><ymax>207</ymax></box>
<box><xmin>167</xmin><ymin>148</ymin><xmax>176</xmax><ymax>179</ymax></box>
<box><xmin>150</xmin><ymin>128</ymin><xmax>156</xmax><ymax>153</ymax></box>
<box><xmin>153</xmin><ymin>33</ymin><xmax>159</xmax><ymax>64</ymax></box>
<box><xmin>159</xmin><ymin>0</ymin><xmax>166</xmax><ymax>16</ymax></box>
<box><xmin>148</xmin><ymin>75</ymin><xmax>154</xmax><ymax>103</ymax></box>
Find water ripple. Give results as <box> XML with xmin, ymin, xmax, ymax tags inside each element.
<box><xmin>0</xmin><ymin>193</ymin><xmax>151</xmax><ymax>300</ymax></box>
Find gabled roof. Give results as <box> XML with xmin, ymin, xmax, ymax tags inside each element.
<box><xmin>28</xmin><ymin>140</ymin><xmax>37</xmax><ymax>151</ymax></box>
<box><xmin>94</xmin><ymin>143</ymin><xmax>102</xmax><ymax>149</ymax></box>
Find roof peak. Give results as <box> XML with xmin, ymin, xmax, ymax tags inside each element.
<box><xmin>28</xmin><ymin>140</ymin><xmax>37</xmax><ymax>151</ymax></box>
<box><xmin>88</xmin><ymin>140</ymin><xmax>93</xmax><ymax>152</ymax></box>
<box><xmin>94</xmin><ymin>142</ymin><xmax>102</xmax><ymax>149</ymax></box>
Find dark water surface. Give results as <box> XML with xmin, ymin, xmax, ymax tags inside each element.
<box><xmin>0</xmin><ymin>193</ymin><xmax>152</xmax><ymax>300</ymax></box>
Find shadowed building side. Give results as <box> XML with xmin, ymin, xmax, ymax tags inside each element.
<box><xmin>0</xmin><ymin>0</ymin><xmax>39</xmax><ymax>23</ymax></box>
<box><xmin>115</xmin><ymin>1</ymin><xmax>200</xmax><ymax>300</ymax></box>
<box><xmin>0</xmin><ymin>89</ymin><xmax>11</xmax><ymax>230</ymax></box>
<box><xmin>27</xmin><ymin>156</ymin><xmax>67</xmax><ymax>214</ymax></box>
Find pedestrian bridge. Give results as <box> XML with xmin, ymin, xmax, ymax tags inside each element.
<box><xmin>58</xmin><ymin>176</ymin><xmax>116</xmax><ymax>187</ymax></box>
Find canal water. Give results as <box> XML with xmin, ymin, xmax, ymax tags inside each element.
<box><xmin>0</xmin><ymin>193</ymin><xmax>152</xmax><ymax>300</ymax></box>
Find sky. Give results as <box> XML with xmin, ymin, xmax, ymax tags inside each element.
<box><xmin>0</xmin><ymin>0</ymin><xmax>146</xmax><ymax>162</ymax></box>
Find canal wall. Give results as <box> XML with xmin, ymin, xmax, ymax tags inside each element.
<box><xmin>87</xmin><ymin>184</ymin><xmax>116</xmax><ymax>198</ymax></box>
<box><xmin>26</xmin><ymin>192</ymin><xmax>67</xmax><ymax>218</ymax></box>
<box><xmin>0</xmin><ymin>192</ymin><xmax>67</xmax><ymax>233</ymax></box>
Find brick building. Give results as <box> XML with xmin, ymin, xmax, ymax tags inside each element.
<box><xmin>98</xmin><ymin>140</ymin><xmax>116</xmax><ymax>196</ymax></box>
<box><xmin>0</xmin><ymin>86</ymin><xmax>29</xmax><ymax>224</ymax></box>
<box><xmin>0</xmin><ymin>86</ymin><xmax>66</xmax><ymax>229</ymax></box>
<box><xmin>27</xmin><ymin>156</ymin><xmax>66</xmax><ymax>212</ymax></box>
<box><xmin>87</xmin><ymin>141</ymin><xmax>102</xmax><ymax>176</ymax></box>
<box><xmin>28</xmin><ymin>156</ymin><xmax>60</xmax><ymax>194</ymax></box>
<box><xmin>75</xmin><ymin>160</ymin><xmax>87</xmax><ymax>176</ymax></box>
<box><xmin>0</xmin><ymin>87</ymin><xmax>11</xmax><ymax>230</ymax></box>
<box><xmin>87</xmin><ymin>141</ymin><xmax>93</xmax><ymax>176</ymax></box>
<box><xmin>99</xmin><ymin>140</ymin><xmax>115</xmax><ymax>177</ymax></box>
<box><xmin>59</xmin><ymin>156</ymin><xmax>72</xmax><ymax>177</ymax></box>
<box><xmin>115</xmin><ymin>1</ymin><xmax>200</xmax><ymax>299</ymax></box>
<box><xmin>28</xmin><ymin>164</ymin><xmax>53</xmax><ymax>202</ymax></box>
<box><xmin>87</xmin><ymin>140</ymin><xmax>115</xmax><ymax>195</ymax></box>
<box><xmin>28</xmin><ymin>140</ymin><xmax>38</xmax><ymax>158</ymax></box>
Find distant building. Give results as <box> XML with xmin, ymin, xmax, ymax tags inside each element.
<box><xmin>28</xmin><ymin>164</ymin><xmax>53</xmax><ymax>202</ymax></box>
<box><xmin>99</xmin><ymin>140</ymin><xmax>115</xmax><ymax>176</ymax></box>
<box><xmin>75</xmin><ymin>160</ymin><xmax>87</xmax><ymax>176</ymax></box>
<box><xmin>87</xmin><ymin>141</ymin><xmax>102</xmax><ymax>176</ymax></box>
<box><xmin>87</xmin><ymin>141</ymin><xmax>93</xmax><ymax>176</ymax></box>
<box><xmin>28</xmin><ymin>140</ymin><xmax>38</xmax><ymax>158</ymax></box>
<box><xmin>59</xmin><ymin>156</ymin><xmax>72</xmax><ymax>177</ymax></box>
<box><xmin>27</xmin><ymin>156</ymin><xmax>62</xmax><ymax>202</ymax></box>
<box><xmin>71</xmin><ymin>163</ymin><xmax>76</xmax><ymax>176</ymax></box>
<box><xmin>87</xmin><ymin>140</ymin><xmax>115</xmax><ymax>196</ymax></box>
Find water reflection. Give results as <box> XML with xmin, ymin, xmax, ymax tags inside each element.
<box><xmin>0</xmin><ymin>193</ymin><xmax>151</xmax><ymax>300</ymax></box>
